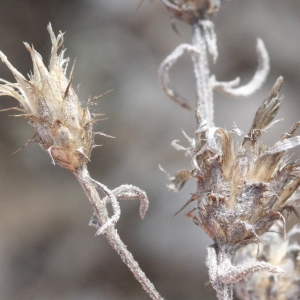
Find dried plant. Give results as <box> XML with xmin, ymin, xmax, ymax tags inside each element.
<box><xmin>1</xmin><ymin>2</ymin><xmax>300</xmax><ymax>300</ymax></box>
<box><xmin>0</xmin><ymin>24</ymin><xmax>163</xmax><ymax>300</ymax></box>
<box><xmin>160</xmin><ymin>0</ymin><xmax>300</xmax><ymax>299</ymax></box>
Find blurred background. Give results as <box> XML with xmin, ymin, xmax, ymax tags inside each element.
<box><xmin>0</xmin><ymin>1</ymin><xmax>300</xmax><ymax>299</ymax></box>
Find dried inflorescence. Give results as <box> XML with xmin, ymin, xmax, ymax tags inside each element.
<box><xmin>161</xmin><ymin>0</ymin><xmax>222</xmax><ymax>24</ymax></box>
<box><xmin>169</xmin><ymin>77</ymin><xmax>300</xmax><ymax>250</ymax></box>
<box><xmin>160</xmin><ymin>0</ymin><xmax>300</xmax><ymax>297</ymax></box>
<box><xmin>0</xmin><ymin>24</ymin><xmax>93</xmax><ymax>172</ymax></box>
<box><xmin>0</xmin><ymin>24</ymin><xmax>149</xmax><ymax>232</ymax></box>
<box><xmin>0</xmin><ymin>24</ymin><xmax>163</xmax><ymax>300</ymax></box>
<box><xmin>166</xmin><ymin>77</ymin><xmax>300</xmax><ymax>298</ymax></box>
<box><xmin>234</xmin><ymin>224</ymin><xmax>300</xmax><ymax>300</ymax></box>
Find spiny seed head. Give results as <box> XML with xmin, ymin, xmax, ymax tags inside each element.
<box><xmin>169</xmin><ymin>78</ymin><xmax>300</xmax><ymax>250</ymax></box>
<box><xmin>161</xmin><ymin>0</ymin><xmax>222</xmax><ymax>24</ymax></box>
<box><xmin>0</xmin><ymin>23</ymin><xmax>94</xmax><ymax>172</ymax></box>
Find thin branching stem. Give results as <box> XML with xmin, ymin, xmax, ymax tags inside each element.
<box><xmin>74</xmin><ymin>165</ymin><xmax>164</xmax><ymax>300</ymax></box>
<box><xmin>207</xmin><ymin>244</ymin><xmax>283</xmax><ymax>300</ymax></box>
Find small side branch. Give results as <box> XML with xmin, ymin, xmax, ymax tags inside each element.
<box><xmin>212</xmin><ymin>39</ymin><xmax>270</xmax><ymax>97</ymax></box>
<box><xmin>159</xmin><ymin>21</ymin><xmax>270</xmax><ymax>128</ymax></box>
<box><xmin>159</xmin><ymin>43</ymin><xmax>199</xmax><ymax>110</ymax></box>
<box><xmin>207</xmin><ymin>245</ymin><xmax>283</xmax><ymax>300</ymax></box>
<box><xmin>83</xmin><ymin>175</ymin><xmax>121</xmax><ymax>235</ymax></box>
<box><xmin>74</xmin><ymin>165</ymin><xmax>163</xmax><ymax>300</ymax></box>
<box><xmin>103</xmin><ymin>184</ymin><xmax>149</xmax><ymax>219</ymax></box>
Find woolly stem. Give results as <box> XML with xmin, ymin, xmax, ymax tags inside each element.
<box><xmin>192</xmin><ymin>22</ymin><xmax>214</xmax><ymax>127</ymax></box>
<box><xmin>74</xmin><ymin>165</ymin><xmax>164</xmax><ymax>300</ymax></box>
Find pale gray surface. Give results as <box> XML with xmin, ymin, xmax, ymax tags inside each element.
<box><xmin>0</xmin><ymin>1</ymin><xmax>299</xmax><ymax>299</ymax></box>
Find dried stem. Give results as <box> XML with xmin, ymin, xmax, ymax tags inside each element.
<box><xmin>158</xmin><ymin>20</ymin><xmax>216</xmax><ymax>126</ymax></box>
<box><xmin>192</xmin><ymin>21</ymin><xmax>215</xmax><ymax>127</ymax></box>
<box><xmin>74</xmin><ymin>165</ymin><xmax>164</xmax><ymax>300</ymax></box>
<box><xmin>159</xmin><ymin>18</ymin><xmax>269</xmax><ymax>129</ymax></box>
<box><xmin>207</xmin><ymin>244</ymin><xmax>283</xmax><ymax>300</ymax></box>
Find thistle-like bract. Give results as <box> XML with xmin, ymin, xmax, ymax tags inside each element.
<box><xmin>0</xmin><ymin>23</ymin><xmax>93</xmax><ymax>172</ymax></box>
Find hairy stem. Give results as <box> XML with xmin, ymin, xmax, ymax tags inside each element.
<box><xmin>74</xmin><ymin>165</ymin><xmax>164</xmax><ymax>300</ymax></box>
<box><xmin>207</xmin><ymin>244</ymin><xmax>283</xmax><ymax>300</ymax></box>
<box><xmin>192</xmin><ymin>22</ymin><xmax>214</xmax><ymax>127</ymax></box>
<box><xmin>207</xmin><ymin>245</ymin><xmax>234</xmax><ymax>300</ymax></box>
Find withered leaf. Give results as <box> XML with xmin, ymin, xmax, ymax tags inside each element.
<box><xmin>167</xmin><ymin>169</ymin><xmax>194</xmax><ymax>192</ymax></box>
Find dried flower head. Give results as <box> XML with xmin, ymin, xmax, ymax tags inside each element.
<box><xmin>160</xmin><ymin>1</ymin><xmax>300</xmax><ymax>298</ymax></box>
<box><xmin>0</xmin><ymin>24</ymin><xmax>163</xmax><ymax>300</ymax></box>
<box><xmin>170</xmin><ymin>77</ymin><xmax>300</xmax><ymax>250</ymax></box>
<box><xmin>0</xmin><ymin>23</ymin><xmax>93</xmax><ymax>172</ymax></box>
<box><xmin>161</xmin><ymin>0</ymin><xmax>222</xmax><ymax>24</ymax></box>
<box><xmin>234</xmin><ymin>224</ymin><xmax>300</xmax><ymax>300</ymax></box>
<box><xmin>166</xmin><ymin>77</ymin><xmax>300</xmax><ymax>297</ymax></box>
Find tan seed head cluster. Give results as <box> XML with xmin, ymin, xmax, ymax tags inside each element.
<box><xmin>170</xmin><ymin>78</ymin><xmax>300</xmax><ymax>251</ymax></box>
<box><xmin>0</xmin><ymin>24</ymin><xmax>93</xmax><ymax>172</ymax></box>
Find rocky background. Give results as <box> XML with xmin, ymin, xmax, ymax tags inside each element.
<box><xmin>0</xmin><ymin>1</ymin><xmax>300</xmax><ymax>299</ymax></box>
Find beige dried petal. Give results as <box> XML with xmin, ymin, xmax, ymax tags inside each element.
<box><xmin>249</xmin><ymin>76</ymin><xmax>283</xmax><ymax>133</ymax></box>
<box><xmin>168</xmin><ymin>169</ymin><xmax>194</xmax><ymax>192</ymax></box>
